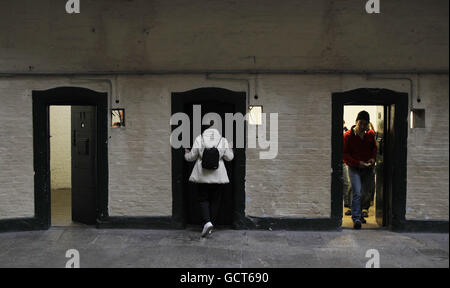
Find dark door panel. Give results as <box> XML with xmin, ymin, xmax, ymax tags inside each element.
<box><xmin>384</xmin><ymin>104</ymin><xmax>396</xmax><ymax>227</ymax></box>
<box><xmin>72</xmin><ymin>106</ymin><xmax>97</xmax><ymax>225</ymax></box>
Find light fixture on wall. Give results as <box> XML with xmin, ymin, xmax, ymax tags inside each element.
<box><xmin>248</xmin><ymin>105</ymin><xmax>262</xmax><ymax>125</ymax></box>
<box><xmin>111</xmin><ymin>108</ymin><xmax>125</xmax><ymax>128</ymax></box>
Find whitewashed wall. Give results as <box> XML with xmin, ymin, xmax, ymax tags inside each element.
<box><xmin>50</xmin><ymin>106</ymin><xmax>72</xmax><ymax>190</ymax></box>
<box><xmin>0</xmin><ymin>74</ymin><xmax>447</xmax><ymax>220</ymax></box>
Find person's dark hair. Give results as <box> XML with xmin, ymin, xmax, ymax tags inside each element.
<box><xmin>356</xmin><ymin>111</ymin><xmax>370</xmax><ymax>123</ymax></box>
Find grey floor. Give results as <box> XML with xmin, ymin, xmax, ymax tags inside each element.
<box><xmin>0</xmin><ymin>227</ymin><xmax>448</xmax><ymax>268</ymax></box>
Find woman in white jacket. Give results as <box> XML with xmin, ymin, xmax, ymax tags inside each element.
<box><xmin>184</xmin><ymin>127</ymin><xmax>234</xmax><ymax>237</ymax></box>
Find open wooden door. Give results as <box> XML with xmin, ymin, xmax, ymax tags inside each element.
<box><xmin>377</xmin><ymin>104</ymin><xmax>395</xmax><ymax>227</ymax></box>
<box><xmin>375</xmin><ymin>107</ymin><xmax>384</xmax><ymax>226</ymax></box>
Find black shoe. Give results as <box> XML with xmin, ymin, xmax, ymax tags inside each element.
<box><xmin>361</xmin><ymin>216</ymin><xmax>367</xmax><ymax>224</ymax></box>
<box><xmin>345</xmin><ymin>210</ymin><xmax>352</xmax><ymax>216</ymax></box>
<box><xmin>354</xmin><ymin>220</ymin><xmax>362</xmax><ymax>230</ymax></box>
<box><xmin>362</xmin><ymin>211</ymin><xmax>369</xmax><ymax>218</ymax></box>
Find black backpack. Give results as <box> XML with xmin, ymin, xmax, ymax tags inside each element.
<box><xmin>201</xmin><ymin>134</ymin><xmax>222</xmax><ymax>170</ymax></box>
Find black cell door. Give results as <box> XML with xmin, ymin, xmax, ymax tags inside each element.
<box><xmin>71</xmin><ymin>106</ymin><xmax>97</xmax><ymax>225</ymax></box>
<box><xmin>376</xmin><ymin>104</ymin><xmax>396</xmax><ymax>227</ymax></box>
<box><xmin>376</xmin><ymin>108</ymin><xmax>385</xmax><ymax>226</ymax></box>
<box><xmin>383</xmin><ymin>104</ymin><xmax>396</xmax><ymax>227</ymax></box>
<box><xmin>184</xmin><ymin>101</ymin><xmax>235</xmax><ymax>225</ymax></box>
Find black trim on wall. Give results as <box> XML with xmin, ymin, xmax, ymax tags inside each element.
<box><xmin>391</xmin><ymin>220</ymin><xmax>449</xmax><ymax>233</ymax></box>
<box><xmin>97</xmin><ymin>216</ymin><xmax>174</xmax><ymax>229</ymax></box>
<box><xmin>0</xmin><ymin>218</ymin><xmax>47</xmax><ymax>232</ymax></box>
<box><xmin>244</xmin><ymin>217</ymin><xmax>341</xmax><ymax>231</ymax></box>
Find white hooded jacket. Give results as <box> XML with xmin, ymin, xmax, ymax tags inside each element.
<box><xmin>184</xmin><ymin>128</ymin><xmax>234</xmax><ymax>183</ymax></box>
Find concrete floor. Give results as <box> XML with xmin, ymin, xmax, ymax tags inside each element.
<box><xmin>51</xmin><ymin>188</ymin><xmax>72</xmax><ymax>226</ymax></box>
<box><xmin>0</xmin><ymin>227</ymin><xmax>448</xmax><ymax>268</ymax></box>
<box><xmin>342</xmin><ymin>202</ymin><xmax>379</xmax><ymax>229</ymax></box>
<box><xmin>50</xmin><ymin>188</ymin><xmax>83</xmax><ymax>227</ymax></box>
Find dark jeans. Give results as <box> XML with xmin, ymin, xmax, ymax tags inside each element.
<box><xmin>348</xmin><ymin>166</ymin><xmax>374</xmax><ymax>222</ymax></box>
<box><xmin>361</xmin><ymin>167</ymin><xmax>375</xmax><ymax>210</ymax></box>
<box><xmin>198</xmin><ymin>183</ymin><xmax>224</xmax><ymax>225</ymax></box>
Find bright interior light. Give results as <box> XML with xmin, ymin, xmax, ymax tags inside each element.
<box><xmin>248</xmin><ymin>106</ymin><xmax>262</xmax><ymax>125</ymax></box>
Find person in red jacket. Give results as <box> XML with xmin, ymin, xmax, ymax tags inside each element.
<box><xmin>343</xmin><ymin>111</ymin><xmax>377</xmax><ymax>229</ymax></box>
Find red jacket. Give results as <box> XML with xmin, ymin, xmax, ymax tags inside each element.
<box><xmin>343</xmin><ymin>126</ymin><xmax>377</xmax><ymax>168</ymax></box>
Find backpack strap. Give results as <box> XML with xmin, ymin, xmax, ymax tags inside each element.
<box><xmin>214</xmin><ymin>137</ymin><xmax>222</xmax><ymax>148</ymax></box>
<box><xmin>199</xmin><ymin>133</ymin><xmax>205</xmax><ymax>159</ymax></box>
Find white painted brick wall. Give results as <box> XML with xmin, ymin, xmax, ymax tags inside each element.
<box><xmin>108</xmin><ymin>76</ymin><xmax>173</xmax><ymax>216</ymax></box>
<box><xmin>0</xmin><ymin>80</ymin><xmax>35</xmax><ymax>218</ymax></box>
<box><xmin>0</xmin><ymin>75</ymin><xmax>448</xmax><ymax>221</ymax></box>
<box><xmin>406</xmin><ymin>75</ymin><xmax>449</xmax><ymax>220</ymax></box>
<box><xmin>50</xmin><ymin>106</ymin><xmax>71</xmax><ymax>190</ymax></box>
<box><xmin>245</xmin><ymin>76</ymin><xmax>333</xmax><ymax>218</ymax></box>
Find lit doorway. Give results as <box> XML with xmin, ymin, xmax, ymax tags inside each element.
<box><xmin>342</xmin><ymin>105</ymin><xmax>384</xmax><ymax>229</ymax></box>
<box><xmin>331</xmin><ymin>88</ymin><xmax>409</xmax><ymax>231</ymax></box>
<box><xmin>50</xmin><ymin>105</ymin><xmax>98</xmax><ymax>226</ymax></box>
<box><xmin>50</xmin><ymin>106</ymin><xmax>73</xmax><ymax>226</ymax></box>
<box><xmin>32</xmin><ymin>87</ymin><xmax>108</xmax><ymax>230</ymax></box>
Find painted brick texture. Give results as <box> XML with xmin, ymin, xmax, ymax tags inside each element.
<box><xmin>0</xmin><ymin>75</ymin><xmax>448</xmax><ymax>222</ymax></box>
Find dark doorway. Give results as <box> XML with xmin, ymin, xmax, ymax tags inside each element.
<box><xmin>342</xmin><ymin>105</ymin><xmax>385</xmax><ymax>229</ymax></box>
<box><xmin>171</xmin><ymin>88</ymin><xmax>247</xmax><ymax>229</ymax></box>
<box><xmin>332</xmin><ymin>89</ymin><xmax>408</xmax><ymax>230</ymax></box>
<box><xmin>184</xmin><ymin>101</ymin><xmax>235</xmax><ymax>225</ymax></box>
<box><xmin>32</xmin><ymin>87</ymin><xmax>108</xmax><ymax>229</ymax></box>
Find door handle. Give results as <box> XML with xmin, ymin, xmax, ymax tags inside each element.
<box><xmin>73</xmin><ymin>130</ymin><xmax>76</xmax><ymax>146</ymax></box>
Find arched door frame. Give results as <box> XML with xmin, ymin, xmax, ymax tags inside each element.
<box><xmin>31</xmin><ymin>87</ymin><xmax>109</xmax><ymax>230</ymax></box>
<box><xmin>332</xmin><ymin>88</ymin><xmax>408</xmax><ymax>230</ymax></box>
<box><xmin>171</xmin><ymin>87</ymin><xmax>247</xmax><ymax>229</ymax></box>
